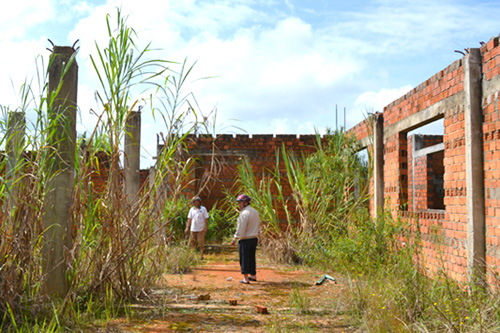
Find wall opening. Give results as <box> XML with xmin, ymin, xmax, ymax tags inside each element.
<box><xmin>407</xmin><ymin>119</ymin><xmax>444</xmax><ymax>211</ymax></box>
<box><xmin>354</xmin><ymin>148</ymin><xmax>369</xmax><ymax>201</ymax></box>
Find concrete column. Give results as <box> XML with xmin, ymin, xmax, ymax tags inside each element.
<box><xmin>43</xmin><ymin>46</ymin><xmax>78</xmax><ymax>297</ymax></box>
<box><xmin>5</xmin><ymin>112</ymin><xmax>26</xmax><ymax>213</ymax></box>
<box><xmin>373</xmin><ymin>113</ymin><xmax>385</xmax><ymax>217</ymax></box>
<box><xmin>124</xmin><ymin>111</ymin><xmax>141</xmax><ymax>229</ymax></box>
<box><xmin>464</xmin><ymin>48</ymin><xmax>486</xmax><ymax>285</ymax></box>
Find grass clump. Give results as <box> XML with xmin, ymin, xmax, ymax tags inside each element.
<box><xmin>162</xmin><ymin>245</ymin><xmax>199</xmax><ymax>274</ymax></box>
<box><xmin>289</xmin><ymin>285</ymin><xmax>311</xmax><ymax>315</ymax></box>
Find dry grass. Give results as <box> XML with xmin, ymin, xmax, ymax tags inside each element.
<box><xmin>0</xmin><ymin>9</ymin><xmax>218</xmax><ymax>330</ymax></box>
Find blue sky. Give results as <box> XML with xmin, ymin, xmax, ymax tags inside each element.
<box><xmin>2</xmin><ymin>0</ymin><xmax>500</xmax><ymax>167</ymax></box>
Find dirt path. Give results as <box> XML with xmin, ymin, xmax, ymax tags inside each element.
<box><xmin>104</xmin><ymin>249</ymin><xmax>357</xmax><ymax>332</ymax></box>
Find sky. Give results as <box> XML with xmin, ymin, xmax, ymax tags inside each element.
<box><xmin>1</xmin><ymin>0</ymin><xmax>500</xmax><ymax>167</ymax></box>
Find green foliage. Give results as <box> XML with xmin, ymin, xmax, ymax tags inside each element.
<box><xmin>344</xmin><ymin>226</ymin><xmax>500</xmax><ymax>332</ymax></box>
<box><xmin>236</xmin><ymin>129</ymin><xmax>371</xmax><ymax>265</ymax></box>
<box><xmin>205</xmin><ymin>202</ymin><xmax>237</xmax><ymax>243</ymax></box>
<box><xmin>160</xmin><ymin>197</ymin><xmax>191</xmax><ymax>244</ymax></box>
<box><xmin>299</xmin><ymin>208</ymin><xmax>405</xmax><ymax>274</ymax></box>
<box><xmin>282</xmin><ymin>129</ymin><xmax>370</xmax><ymax>237</ymax></box>
<box><xmin>236</xmin><ymin>156</ymin><xmax>286</xmax><ymax>233</ymax></box>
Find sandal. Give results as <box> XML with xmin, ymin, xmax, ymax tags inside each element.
<box><xmin>239</xmin><ymin>280</ymin><xmax>250</xmax><ymax>284</ymax></box>
<box><xmin>248</xmin><ymin>277</ymin><xmax>257</xmax><ymax>282</ymax></box>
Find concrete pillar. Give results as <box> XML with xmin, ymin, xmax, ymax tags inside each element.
<box><xmin>464</xmin><ymin>48</ymin><xmax>486</xmax><ymax>285</ymax></box>
<box><xmin>373</xmin><ymin>113</ymin><xmax>385</xmax><ymax>217</ymax></box>
<box><xmin>43</xmin><ymin>46</ymin><xmax>78</xmax><ymax>297</ymax></box>
<box><xmin>124</xmin><ymin>111</ymin><xmax>141</xmax><ymax>230</ymax></box>
<box><xmin>5</xmin><ymin>112</ymin><xmax>26</xmax><ymax>213</ymax></box>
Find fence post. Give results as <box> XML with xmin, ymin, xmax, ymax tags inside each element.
<box><xmin>124</xmin><ymin>111</ymin><xmax>141</xmax><ymax>232</ymax></box>
<box><xmin>43</xmin><ymin>46</ymin><xmax>78</xmax><ymax>297</ymax></box>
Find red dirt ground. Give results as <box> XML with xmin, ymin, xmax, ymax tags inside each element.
<box><xmin>100</xmin><ymin>250</ymin><xmax>357</xmax><ymax>332</ymax></box>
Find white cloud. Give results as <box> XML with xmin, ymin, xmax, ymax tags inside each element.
<box><xmin>354</xmin><ymin>86</ymin><xmax>413</xmax><ymax>113</ymax></box>
<box><xmin>333</xmin><ymin>0</ymin><xmax>500</xmax><ymax>55</ymax></box>
<box><xmin>0</xmin><ymin>1</ymin><xmax>53</xmax><ymax>39</ymax></box>
<box><xmin>66</xmin><ymin>2</ymin><xmax>364</xmax><ymax>137</ymax></box>
<box><xmin>0</xmin><ymin>39</ymin><xmax>48</xmax><ymax>109</ymax></box>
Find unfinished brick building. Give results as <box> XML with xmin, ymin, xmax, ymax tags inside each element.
<box><xmin>180</xmin><ymin>35</ymin><xmax>500</xmax><ymax>285</ymax></box>
<box><xmin>347</xmin><ymin>36</ymin><xmax>500</xmax><ymax>284</ymax></box>
<box><xmin>79</xmin><ymin>34</ymin><xmax>500</xmax><ymax>285</ymax></box>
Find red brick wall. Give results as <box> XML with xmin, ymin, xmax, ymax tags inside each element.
<box><xmin>349</xmin><ymin>117</ymin><xmax>372</xmax><ymax>143</ymax></box>
<box><xmin>382</xmin><ymin>60</ymin><xmax>464</xmax><ymax>126</ymax></box>
<box><xmin>383</xmin><ymin>132</ymin><xmax>408</xmax><ymax>215</ymax></box>
<box><xmin>482</xmin><ymin>36</ymin><xmax>500</xmax><ymax>276</ymax></box>
<box><xmin>427</xmin><ymin>150</ymin><xmax>444</xmax><ymax>210</ymax></box>
<box><xmin>183</xmin><ymin>134</ymin><xmax>320</xmax><ymax>213</ymax></box>
<box><xmin>347</xmin><ymin>35</ymin><xmax>500</xmax><ymax>282</ymax></box>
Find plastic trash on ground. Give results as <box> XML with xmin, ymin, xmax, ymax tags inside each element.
<box><xmin>315</xmin><ymin>274</ymin><xmax>336</xmax><ymax>285</ymax></box>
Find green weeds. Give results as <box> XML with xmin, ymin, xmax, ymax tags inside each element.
<box><xmin>289</xmin><ymin>285</ymin><xmax>311</xmax><ymax>315</ymax></box>
<box><xmin>205</xmin><ymin>202</ymin><xmax>238</xmax><ymax>243</ymax></box>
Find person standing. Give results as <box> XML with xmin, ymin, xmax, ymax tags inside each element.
<box><xmin>185</xmin><ymin>196</ymin><xmax>209</xmax><ymax>260</ymax></box>
<box><xmin>231</xmin><ymin>194</ymin><xmax>261</xmax><ymax>284</ymax></box>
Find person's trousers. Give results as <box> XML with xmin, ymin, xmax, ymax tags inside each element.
<box><xmin>238</xmin><ymin>237</ymin><xmax>258</xmax><ymax>275</ymax></box>
<box><xmin>189</xmin><ymin>231</ymin><xmax>205</xmax><ymax>250</ymax></box>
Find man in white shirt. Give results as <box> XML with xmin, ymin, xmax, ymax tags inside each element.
<box><xmin>231</xmin><ymin>194</ymin><xmax>261</xmax><ymax>284</ymax></box>
<box><xmin>185</xmin><ymin>197</ymin><xmax>209</xmax><ymax>260</ymax></box>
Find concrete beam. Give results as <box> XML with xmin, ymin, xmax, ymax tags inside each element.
<box><xmin>43</xmin><ymin>46</ymin><xmax>78</xmax><ymax>297</ymax></box>
<box><xmin>384</xmin><ymin>92</ymin><xmax>464</xmax><ymax>139</ymax></box>
<box><xmin>413</xmin><ymin>142</ymin><xmax>445</xmax><ymax>158</ymax></box>
<box><xmin>373</xmin><ymin>113</ymin><xmax>384</xmax><ymax>216</ymax></box>
<box><xmin>125</xmin><ymin>111</ymin><xmax>141</xmax><ymax>230</ymax></box>
<box><xmin>358</xmin><ymin>136</ymin><xmax>371</xmax><ymax>150</ymax></box>
<box><xmin>189</xmin><ymin>149</ymin><xmax>253</xmax><ymax>157</ymax></box>
<box><xmin>464</xmin><ymin>48</ymin><xmax>486</xmax><ymax>285</ymax></box>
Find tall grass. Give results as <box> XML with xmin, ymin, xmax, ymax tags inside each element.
<box><xmin>236</xmin><ymin>129</ymin><xmax>372</xmax><ymax>265</ymax></box>
<box><xmin>0</xmin><ymin>59</ymin><xmax>56</xmax><ymax>329</ymax></box>
<box><xmin>0</xmin><ymin>9</ymin><xmax>213</xmax><ymax>330</ymax></box>
<box><xmin>237</xmin><ymin>129</ymin><xmax>500</xmax><ymax>331</ymax></box>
